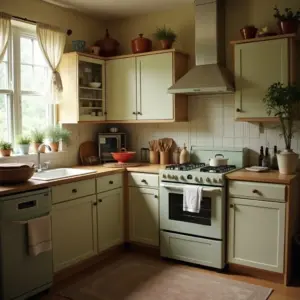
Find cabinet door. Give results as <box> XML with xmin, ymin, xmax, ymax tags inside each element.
<box><xmin>235</xmin><ymin>38</ymin><xmax>289</xmax><ymax>119</ymax></box>
<box><xmin>52</xmin><ymin>195</ymin><xmax>97</xmax><ymax>272</ymax></box>
<box><xmin>97</xmin><ymin>188</ymin><xmax>124</xmax><ymax>252</ymax></box>
<box><xmin>228</xmin><ymin>197</ymin><xmax>285</xmax><ymax>273</ymax></box>
<box><xmin>129</xmin><ymin>187</ymin><xmax>159</xmax><ymax>246</ymax></box>
<box><xmin>137</xmin><ymin>53</ymin><xmax>174</xmax><ymax>120</ymax></box>
<box><xmin>106</xmin><ymin>57</ymin><xmax>137</xmax><ymax>120</ymax></box>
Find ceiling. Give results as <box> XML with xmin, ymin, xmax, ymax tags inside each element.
<box><xmin>43</xmin><ymin>0</ymin><xmax>193</xmax><ymax>19</ymax></box>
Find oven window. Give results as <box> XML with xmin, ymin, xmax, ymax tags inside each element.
<box><xmin>101</xmin><ymin>137</ymin><xmax>118</xmax><ymax>152</ymax></box>
<box><xmin>169</xmin><ymin>193</ymin><xmax>211</xmax><ymax>226</ymax></box>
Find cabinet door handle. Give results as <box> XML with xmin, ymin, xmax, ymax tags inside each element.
<box><xmin>154</xmin><ymin>195</ymin><xmax>158</xmax><ymax>199</ymax></box>
<box><xmin>141</xmin><ymin>179</ymin><xmax>147</xmax><ymax>184</ymax></box>
<box><xmin>252</xmin><ymin>189</ymin><xmax>260</xmax><ymax>194</ymax></box>
<box><xmin>236</xmin><ymin>108</ymin><xmax>241</xmax><ymax>112</ymax></box>
<box><xmin>230</xmin><ymin>204</ymin><xmax>234</xmax><ymax>208</ymax></box>
<box><xmin>133</xmin><ymin>112</ymin><xmax>136</xmax><ymax>115</ymax></box>
<box><xmin>109</xmin><ymin>181</ymin><xmax>114</xmax><ymax>184</ymax></box>
<box><xmin>93</xmin><ymin>202</ymin><xmax>97</xmax><ymax>206</ymax></box>
<box><xmin>98</xmin><ymin>199</ymin><xmax>102</xmax><ymax>203</ymax></box>
<box><xmin>137</xmin><ymin>112</ymin><xmax>142</xmax><ymax>115</ymax></box>
<box><xmin>72</xmin><ymin>188</ymin><xmax>77</xmax><ymax>193</ymax></box>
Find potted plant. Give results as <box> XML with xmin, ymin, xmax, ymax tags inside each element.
<box><xmin>240</xmin><ymin>25</ymin><xmax>258</xmax><ymax>39</ymax></box>
<box><xmin>154</xmin><ymin>26</ymin><xmax>177</xmax><ymax>49</ymax></box>
<box><xmin>273</xmin><ymin>6</ymin><xmax>300</xmax><ymax>34</ymax></box>
<box><xmin>16</xmin><ymin>136</ymin><xmax>31</xmax><ymax>155</ymax></box>
<box><xmin>263</xmin><ymin>82</ymin><xmax>300</xmax><ymax>174</ymax></box>
<box><xmin>0</xmin><ymin>141</ymin><xmax>13</xmax><ymax>157</ymax></box>
<box><xmin>31</xmin><ymin>129</ymin><xmax>45</xmax><ymax>153</ymax></box>
<box><xmin>47</xmin><ymin>126</ymin><xmax>71</xmax><ymax>152</ymax></box>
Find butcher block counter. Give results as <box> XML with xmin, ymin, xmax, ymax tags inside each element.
<box><xmin>0</xmin><ymin>164</ymin><xmax>164</xmax><ymax>197</ymax></box>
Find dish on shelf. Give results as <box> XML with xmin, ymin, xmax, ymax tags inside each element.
<box><xmin>88</xmin><ymin>82</ymin><xmax>101</xmax><ymax>88</ymax></box>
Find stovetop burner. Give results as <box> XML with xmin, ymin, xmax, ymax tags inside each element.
<box><xmin>200</xmin><ymin>165</ymin><xmax>237</xmax><ymax>173</ymax></box>
<box><xmin>165</xmin><ymin>163</ymin><xmax>206</xmax><ymax>171</ymax></box>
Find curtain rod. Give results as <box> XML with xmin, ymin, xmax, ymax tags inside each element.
<box><xmin>11</xmin><ymin>15</ymin><xmax>73</xmax><ymax>36</ymax></box>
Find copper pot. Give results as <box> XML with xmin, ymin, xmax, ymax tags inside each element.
<box><xmin>160</xmin><ymin>40</ymin><xmax>173</xmax><ymax>49</ymax></box>
<box><xmin>279</xmin><ymin>20</ymin><xmax>299</xmax><ymax>34</ymax></box>
<box><xmin>50</xmin><ymin>142</ymin><xmax>59</xmax><ymax>152</ymax></box>
<box><xmin>95</xmin><ymin>29</ymin><xmax>119</xmax><ymax>57</ymax></box>
<box><xmin>131</xmin><ymin>34</ymin><xmax>152</xmax><ymax>54</ymax></box>
<box><xmin>240</xmin><ymin>26</ymin><xmax>258</xmax><ymax>39</ymax></box>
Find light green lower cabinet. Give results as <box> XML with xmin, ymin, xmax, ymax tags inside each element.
<box><xmin>97</xmin><ymin>188</ymin><xmax>124</xmax><ymax>253</ymax></box>
<box><xmin>52</xmin><ymin>195</ymin><xmax>98</xmax><ymax>272</ymax></box>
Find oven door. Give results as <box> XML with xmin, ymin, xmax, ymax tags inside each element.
<box><xmin>160</xmin><ymin>182</ymin><xmax>224</xmax><ymax>240</ymax></box>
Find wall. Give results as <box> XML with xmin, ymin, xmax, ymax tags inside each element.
<box><xmin>106</xmin><ymin>0</ymin><xmax>300</xmax><ymax>165</ymax></box>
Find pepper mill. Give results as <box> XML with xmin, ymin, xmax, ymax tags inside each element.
<box><xmin>179</xmin><ymin>144</ymin><xmax>189</xmax><ymax>164</ymax></box>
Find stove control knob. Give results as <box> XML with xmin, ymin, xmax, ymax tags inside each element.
<box><xmin>206</xmin><ymin>177</ymin><xmax>211</xmax><ymax>183</ymax></box>
<box><xmin>162</xmin><ymin>174</ymin><xmax>167</xmax><ymax>179</ymax></box>
<box><xmin>213</xmin><ymin>178</ymin><xmax>218</xmax><ymax>183</ymax></box>
<box><xmin>174</xmin><ymin>175</ymin><xmax>179</xmax><ymax>181</ymax></box>
<box><xmin>199</xmin><ymin>177</ymin><xmax>203</xmax><ymax>182</ymax></box>
<box><xmin>195</xmin><ymin>177</ymin><xmax>200</xmax><ymax>183</ymax></box>
<box><xmin>167</xmin><ymin>174</ymin><xmax>172</xmax><ymax>179</ymax></box>
<box><xmin>180</xmin><ymin>175</ymin><xmax>185</xmax><ymax>181</ymax></box>
<box><xmin>187</xmin><ymin>174</ymin><xmax>193</xmax><ymax>180</ymax></box>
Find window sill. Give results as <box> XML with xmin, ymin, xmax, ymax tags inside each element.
<box><xmin>0</xmin><ymin>151</ymin><xmax>68</xmax><ymax>161</ymax></box>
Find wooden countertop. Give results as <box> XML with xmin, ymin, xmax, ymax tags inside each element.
<box><xmin>226</xmin><ymin>169</ymin><xmax>298</xmax><ymax>184</ymax></box>
<box><xmin>0</xmin><ymin>164</ymin><xmax>164</xmax><ymax>197</ymax></box>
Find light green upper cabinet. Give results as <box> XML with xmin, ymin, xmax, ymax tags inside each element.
<box><xmin>233</xmin><ymin>35</ymin><xmax>296</xmax><ymax>121</ymax></box>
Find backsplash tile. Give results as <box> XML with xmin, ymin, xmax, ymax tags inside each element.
<box><xmin>121</xmin><ymin>94</ymin><xmax>299</xmax><ymax>166</ymax></box>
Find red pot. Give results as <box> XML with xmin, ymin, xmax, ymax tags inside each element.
<box><xmin>279</xmin><ymin>20</ymin><xmax>299</xmax><ymax>34</ymax></box>
<box><xmin>131</xmin><ymin>34</ymin><xmax>152</xmax><ymax>54</ymax></box>
<box><xmin>240</xmin><ymin>27</ymin><xmax>258</xmax><ymax>39</ymax></box>
<box><xmin>95</xmin><ymin>29</ymin><xmax>119</xmax><ymax>57</ymax></box>
<box><xmin>111</xmin><ymin>148</ymin><xmax>136</xmax><ymax>163</ymax></box>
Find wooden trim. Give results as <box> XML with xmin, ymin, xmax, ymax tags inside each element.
<box><xmin>235</xmin><ymin>117</ymin><xmax>279</xmax><ymax>123</ymax></box>
<box><xmin>230</xmin><ymin>33</ymin><xmax>297</xmax><ymax>45</ymax></box>
<box><xmin>228</xmin><ymin>263</ymin><xmax>284</xmax><ymax>284</ymax></box>
<box><xmin>124</xmin><ymin>173</ymin><xmax>129</xmax><ymax>242</ymax></box>
<box><xmin>53</xmin><ymin>244</ymin><xmax>125</xmax><ymax>284</ymax></box>
<box><xmin>78</xmin><ymin>119</ymin><xmax>189</xmax><ymax>124</ymax></box>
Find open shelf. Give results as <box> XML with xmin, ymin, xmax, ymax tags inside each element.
<box><xmin>80</xmin><ymin>106</ymin><xmax>102</xmax><ymax>109</ymax></box>
<box><xmin>79</xmin><ymin>86</ymin><xmax>102</xmax><ymax>91</ymax></box>
<box><xmin>80</xmin><ymin>98</ymin><xmax>102</xmax><ymax>101</ymax></box>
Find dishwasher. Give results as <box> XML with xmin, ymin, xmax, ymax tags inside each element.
<box><xmin>0</xmin><ymin>188</ymin><xmax>53</xmax><ymax>300</ymax></box>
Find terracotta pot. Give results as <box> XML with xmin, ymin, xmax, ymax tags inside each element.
<box><xmin>277</xmin><ymin>150</ymin><xmax>299</xmax><ymax>175</ymax></box>
<box><xmin>90</xmin><ymin>45</ymin><xmax>101</xmax><ymax>56</ymax></box>
<box><xmin>32</xmin><ymin>143</ymin><xmax>45</xmax><ymax>153</ymax></box>
<box><xmin>50</xmin><ymin>142</ymin><xmax>59</xmax><ymax>152</ymax></box>
<box><xmin>0</xmin><ymin>149</ymin><xmax>12</xmax><ymax>157</ymax></box>
<box><xmin>131</xmin><ymin>34</ymin><xmax>152</xmax><ymax>54</ymax></box>
<box><xmin>278</xmin><ymin>20</ymin><xmax>299</xmax><ymax>34</ymax></box>
<box><xmin>160</xmin><ymin>40</ymin><xmax>173</xmax><ymax>50</ymax></box>
<box><xmin>240</xmin><ymin>27</ymin><xmax>258</xmax><ymax>39</ymax></box>
<box><xmin>95</xmin><ymin>29</ymin><xmax>119</xmax><ymax>57</ymax></box>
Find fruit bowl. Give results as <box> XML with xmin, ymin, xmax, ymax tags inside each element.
<box><xmin>111</xmin><ymin>148</ymin><xmax>136</xmax><ymax>163</ymax></box>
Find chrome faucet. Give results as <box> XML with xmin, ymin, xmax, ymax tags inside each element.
<box><xmin>36</xmin><ymin>143</ymin><xmax>52</xmax><ymax>172</ymax></box>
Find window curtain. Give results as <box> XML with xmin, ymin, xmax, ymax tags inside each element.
<box><xmin>36</xmin><ymin>24</ymin><xmax>66</xmax><ymax>93</ymax></box>
<box><xmin>0</xmin><ymin>13</ymin><xmax>11</xmax><ymax>63</ymax></box>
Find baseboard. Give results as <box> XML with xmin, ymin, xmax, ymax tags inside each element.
<box><xmin>228</xmin><ymin>263</ymin><xmax>284</xmax><ymax>284</ymax></box>
<box><xmin>125</xmin><ymin>242</ymin><xmax>160</xmax><ymax>257</ymax></box>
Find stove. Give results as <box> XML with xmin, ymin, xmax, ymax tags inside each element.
<box><xmin>161</xmin><ymin>163</ymin><xmax>238</xmax><ymax>186</ymax></box>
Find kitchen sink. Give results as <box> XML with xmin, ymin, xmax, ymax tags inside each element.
<box><xmin>31</xmin><ymin>168</ymin><xmax>97</xmax><ymax>181</ymax></box>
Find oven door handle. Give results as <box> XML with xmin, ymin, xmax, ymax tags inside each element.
<box><xmin>160</xmin><ymin>183</ymin><xmax>222</xmax><ymax>193</ymax></box>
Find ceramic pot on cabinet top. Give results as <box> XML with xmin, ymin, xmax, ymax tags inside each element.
<box><xmin>131</xmin><ymin>34</ymin><xmax>152</xmax><ymax>54</ymax></box>
<box><xmin>95</xmin><ymin>29</ymin><xmax>119</xmax><ymax>57</ymax></box>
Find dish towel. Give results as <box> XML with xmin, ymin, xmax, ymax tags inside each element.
<box><xmin>27</xmin><ymin>215</ymin><xmax>52</xmax><ymax>256</ymax></box>
<box><xmin>183</xmin><ymin>185</ymin><xmax>203</xmax><ymax>213</ymax></box>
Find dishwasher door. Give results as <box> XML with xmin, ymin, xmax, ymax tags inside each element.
<box><xmin>0</xmin><ymin>188</ymin><xmax>53</xmax><ymax>300</ymax></box>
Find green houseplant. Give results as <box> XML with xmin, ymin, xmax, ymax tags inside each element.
<box><xmin>31</xmin><ymin>129</ymin><xmax>45</xmax><ymax>153</ymax></box>
<box><xmin>273</xmin><ymin>6</ymin><xmax>300</xmax><ymax>34</ymax></box>
<box><xmin>154</xmin><ymin>26</ymin><xmax>177</xmax><ymax>49</ymax></box>
<box><xmin>16</xmin><ymin>136</ymin><xmax>31</xmax><ymax>155</ymax></box>
<box><xmin>263</xmin><ymin>82</ymin><xmax>300</xmax><ymax>174</ymax></box>
<box><xmin>0</xmin><ymin>141</ymin><xmax>13</xmax><ymax>157</ymax></box>
<box><xmin>47</xmin><ymin>126</ymin><xmax>71</xmax><ymax>152</ymax></box>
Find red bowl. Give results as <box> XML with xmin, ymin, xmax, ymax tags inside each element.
<box><xmin>111</xmin><ymin>149</ymin><xmax>136</xmax><ymax>163</ymax></box>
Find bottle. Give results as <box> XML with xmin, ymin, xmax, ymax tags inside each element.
<box><xmin>258</xmin><ymin>146</ymin><xmax>264</xmax><ymax>166</ymax></box>
<box><xmin>179</xmin><ymin>144</ymin><xmax>190</xmax><ymax>164</ymax></box>
<box><xmin>262</xmin><ymin>147</ymin><xmax>270</xmax><ymax>168</ymax></box>
<box><xmin>271</xmin><ymin>145</ymin><xmax>278</xmax><ymax>170</ymax></box>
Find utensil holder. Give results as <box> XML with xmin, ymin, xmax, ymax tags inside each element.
<box><xmin>160</xmin><ymin>151</ymin><xmax>169</xmax><ymax>165</ymax></box>
<box><xmin>149</xmin><ymin>151</ymin><xmax>159</xmax><ymax>164</ymax></box>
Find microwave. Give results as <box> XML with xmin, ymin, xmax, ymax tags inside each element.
<box><xmin>98</xmin><ymin>133</ymin><xmax>127</xmax><ymax>163</ymax></box>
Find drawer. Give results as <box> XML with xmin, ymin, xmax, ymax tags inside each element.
<box><xmin>229</xmin><ymin>181</ymin><xmax>286</xmax><ymax>202</ymax></box>
<box><xmin>129</xmin><ymin>172</ymin><xmax>159</xmax><ymax>188</ymax></box>
<box><xmin>52</xmin><ymin>179</ymin><xmax>96</xmax><ymax>204</ymax></box>
<box><xmin>97</xmin><ymin>173</ymin><xmax>122</xmax><ymax>193</ymax></box>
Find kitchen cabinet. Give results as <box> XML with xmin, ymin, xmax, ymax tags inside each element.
<box><xmin>58</xmin><ymin>52</ymin><xmax>105</xmax><ymax>123</ymax></box>
<box><xmin>129</xmin><ymin>187</ymin><xmax>159</xmax><ymax>246</ymax></box>
<box><xmin>106</xmin><ymin>50</ymin><xmax>188</xmax><ymax>122</ymax></box>
<box><xmin>97</xmin><ymin>188</ymin><xmax>124</xmax><ymax>252</ymax></box>
<box><xmin>232</xmin><ymin>35</ymin><xmax>297</xmax><ymax>121</ymax></box>
<box><xmin>52</xmin><ymin>195</ymin><xmax>97</xmax><ymax>272</ymax></box>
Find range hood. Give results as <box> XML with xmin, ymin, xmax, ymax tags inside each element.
<box><xmin>168</xmin><ymin>0</ymin><xmax>235</xmax><ymax>95</ymax></box>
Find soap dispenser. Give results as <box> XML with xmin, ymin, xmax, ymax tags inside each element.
<box><xmin>179</xmin><ymin>144</ymin><xmax>190</xmax><ymax>164</ymax></box>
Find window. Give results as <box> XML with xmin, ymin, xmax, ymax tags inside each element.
<box><xmin>0</xmin><ymin>22</ymin><xmax>54</xmax><ymax>145</ymax></box>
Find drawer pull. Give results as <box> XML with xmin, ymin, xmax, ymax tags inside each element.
<box><xmin>98</xmin><ymin>199</ymin><xmax>102</xmax><ymax>203</ymax></box>
<box><xmin>252</xmin><ymin>189</ymin><xmax>260</xmax><ymax>194</ymax></box>
<box><xmin>109</xmin><ymin>181</ymin><xmax>114</xmax><ymax>184</ymax></box>
<box><xmin>230</xmin><ymin>204</ymin><xmax>234</xmax><ymax>208</ymax></box>
<box><xmin>72</xmin><ymin>189</ymin><xmax>77</xmax><ymax>193</ymax></box>
<box><xmin>93</xmin><ymin>202</ymin><xmax>97</xmax><ymax>206</ymax></box>
<box><xmin>154</xmin><ymin>195</ymin><xmax>158</xmax><ymax>199</ymax></box>
<box><xmin>141</xmin><ymin>179</ymin><xmax>147</xmax><ymax>184</ymax></box>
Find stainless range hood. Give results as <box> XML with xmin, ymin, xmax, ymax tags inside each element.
<box><xmin>168</xmin><ymin>0</ymin><xmax>235</xmax><ymax>95</ymax></box>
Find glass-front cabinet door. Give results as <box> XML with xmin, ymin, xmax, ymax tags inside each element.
<box><xmin>78</xmin><ymin>55</ymin><xmax>105</xmax><ymax>121</ymax></box>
